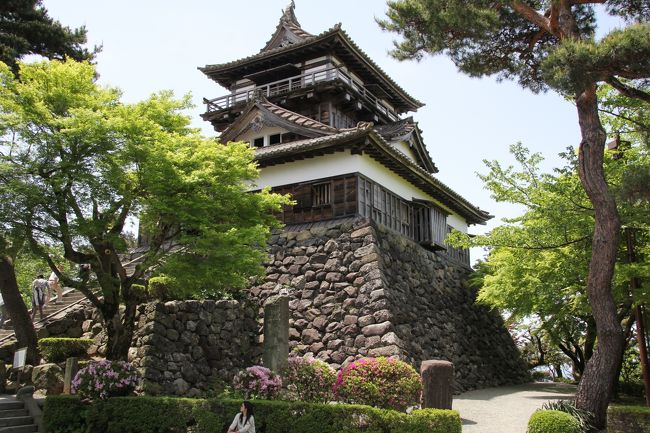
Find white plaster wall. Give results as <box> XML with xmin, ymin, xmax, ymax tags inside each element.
<box><xmin>390</xmin><ymin>140</ymin><xmax>417</xmax><ymax>163</ymax></box>
<box><xmin>237</xmin><ymin>126</ymin><xmax>288</xmax><ymax>146</ymax></box>
<box><xmin>255</xmin><ymin>149</ymin><xmax>469</xmax><ymax>232</ymax></box>
<box><xmin>254</xmin><ymin>151</ymin><xmax>359</xmax><ymax>188</ymax></box>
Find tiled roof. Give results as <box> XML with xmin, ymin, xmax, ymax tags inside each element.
<box><xmin>375</xmin><ymin>117</ymin><xmax>438</xmax><ymax>174</ymax></box>
<box><xmin>259</xmin><ymin>99</ymin><xmax>337</xmax><ymax>133</ymax></box>
<box><xmin>375</xmin><ymin>117</ymin><xmax>416</xmax><ymax>139</ymax></box>
<box><xmin>255</xmin><ymin>128</ymin><xmax>367</xmax><ymax>159</ymax></box>
<box><xmin>261</xmin><ymin>2</ymin><xmax>313</xmax><ymax>52</ymax></box>
<box><xmin>199</xmin><ymin>25</ymin><xmax>423</xmax><ymax>111</ymax></box>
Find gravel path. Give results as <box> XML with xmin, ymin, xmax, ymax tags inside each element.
<box><xmin>453</xmin><ymin>382</ymin><xmax>577</xmax><ymax>433</ymax></box>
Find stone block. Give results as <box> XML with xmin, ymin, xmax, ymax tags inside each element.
<box><xmin>263</xmin><ymin>295</ymin><xmax>290</xmax><ymax>373</ymax></box>
<box><xmin>32</xmin><ymin>363</ymin><xmax>64</xmax><ymax>395</ymax></box>
<box><xmin>362</xmin><ymin>321</ymin><xmax>392</xmax><ymax>337</ymax></box>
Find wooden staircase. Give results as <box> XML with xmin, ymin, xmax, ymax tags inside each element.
<box><xmin>0</xmin><ymin>289</ymin><xmax>87</xmax><ymax>343</ymax></box>
<box><xmin>0</xmin><ymin>399</ymin><xmax>37</xmax><ymax>433</ymax></box>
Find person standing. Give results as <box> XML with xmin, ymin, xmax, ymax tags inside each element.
<box><xmin>31</xmin><ymin>274</ymin><xmax>48</xmax><ymax>321</ymax></box>
<box><xmin>227</xmin><ymin>401</ymin><xmax>255</xmax><ymax>433</ymax></box>
<box><xmin>0</xmin><ymin>292</ymin><xmax>5</xmax><ymax>328</ymax></box>
<box><xmin>48</xmin><ymin>266</ymin><xmax>64</xmax><ymax>304</ymax></box>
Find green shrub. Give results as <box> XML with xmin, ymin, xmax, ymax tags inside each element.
<box><xmin>72</xmin><ymin>360</ymin><xmax>139</xmax><ymax>401</ymax></box>
<box><xmin>608</xmin><ymin>405</ymin><xmax>650</xmax><ymax>433</ymax></box>
<box><xmin>38</xmin><ymin>338</ymin><xmax>92</xmax><ymax>363</ymax></box>
<box><xmin>43</xmin><ymin>395</ymin><xmax>87</xmax><ymax>433</ymax></box>
<box><xmin>232</xmin><ymin>365</ymin><xmax>282</xmax><ymax>399</ymax></box>
<box><xmin>281</xmin><ymin>356</ymin><xmax>336</xmax><ymax>402</ymax></box>
<box><xmin>541</xmin><ymin>400</ymin><xmax>594</xmax><ymax>432</ymax></box>
<box><xmin>44</xmin><ymin>395</ymin><xmax>461</xmax><ymax>433</ymax></box>
<box><xmin>531</xmin><ymin>370</ymin><xmax>551</xmax><ymax>381</ymax></box>
<box><xmin>333</xmin><ymin>357</ymin><xmax>422</xmax><ymax>411</ymax></box>
<box><xmin>147</xmin><ymin>275</ymin><xmax>177</xmax><ymax>301</ymax></box>
<box><xmin>130</xmin><ymin>284</ymin><xmax>150</xmax><ymax>303</ymax></box>
<box><xmin>527</xmin><ymin>410</ymin><xmax>581</xmax><ymax>433</ymax></box>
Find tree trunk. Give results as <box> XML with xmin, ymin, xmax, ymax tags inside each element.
<box><xmin>0</xmin><ymin>255</ymin><xmax>40</xmax><ymax>365</ymax></box>
<box><xmin>104</xmin><ymin>300</ymin><xmax>137</xmax><ymax>361</ymax></box>
<box><xmin>573</xmin><ymin>85</ymin><xmax>625</xmax><ymax>430</ymax></box>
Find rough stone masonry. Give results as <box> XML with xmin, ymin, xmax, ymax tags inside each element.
<box><xmin>252</xmin><ymin>217</ymin><xmax>529</xmax><ymax>392</ymax></box>
<box><xmin>1</xmin><ymin>216</ymin><xmax>528</xmax><ymax>396</ymax></box>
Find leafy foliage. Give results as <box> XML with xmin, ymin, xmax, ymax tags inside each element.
<box><xmin>71</xmin><ymin>360</ymin><xmax>140</xmax><ymax>401</ymax></box>
<box><xmin>380</xmin><ymin>1</ymin><xmax>650</xmax><ymax>425</ymax></box>
<box><xmin>541</xmin><ymin>400</ymin><xmax>596</xmax><ymax>433</ymax></box>
<box><xmin>333</xmin><ymin>357</ymin><xmax>422</xmax><ymax>411</ymax></box>
<box><xmin>448</xmin><ymin>137</ymin><xmax>650</xmax><ymax>376</ymax></box>
<box><xmin>0</xmin><ymin>59</ymin><xmax>291</xmax><ymax>359</ymax></box>
<box><xmin>231</xmin><ymin>365</ymin><xmax>282</xmax><ymax>400</ymax></box>
<box><xmin>527</xmin><ymin>410</ymin><xmax>581</xmax><ymax>433</ymax></box>
<box><xmin>281</xmin><ymin>356</ymin><xmax>337</xmax><ymax>403</ymax></box>
<box><xmin>43</xmin><ymin>395</ymin><xmax>461</xmax><ymax>433</ymax></box>
<box><xmin>0</xmin><ymin>0</ymin><xmax>98</xmax><ymax>75</ymax></box>
<box><xmin>38</xmin><ymin>338</ymin><xmax>92</xmax><ymax>363</ymax></box>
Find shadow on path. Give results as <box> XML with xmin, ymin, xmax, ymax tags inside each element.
<box><xmin>453</xmin><ymin>382</ymin><xmax>576</xmax><ymax>433</ymax></box>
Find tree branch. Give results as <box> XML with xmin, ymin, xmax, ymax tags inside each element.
<box><xmin>569</xmin><ymin>0</ymin><xmax>606</xmax><ymax>4</ymax></box>
<box><xmin>607</xmin><ymin>77</ymin><xmax>650</xmax><ymax>103</ymax></box>
<box><xmin>598</xmin><ymin>108</ymin><xmax>650</xmax><ymax>131</ymax></box>
<box><xmin>511</xmin><ymin>1</ymin><xmax>552</xmax><ymax>34</ymax></box>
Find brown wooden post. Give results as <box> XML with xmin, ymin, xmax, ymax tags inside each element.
<box><xmin>420</xmin><ymin>360</ymin><xmax>453</xmax><ymax>409</ymax></box>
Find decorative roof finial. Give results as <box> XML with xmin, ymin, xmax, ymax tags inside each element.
<box><xmin>281</xmin><ymin>1</ymin><xmax>300</xmax><ymax>26</ymax></box>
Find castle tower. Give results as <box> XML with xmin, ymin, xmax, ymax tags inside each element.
<box><xmin>200</xmin><ymin>3</ymin><xmax>528</xmax><ymax>391</ymax></box>
<box><xmin>199</xmin><ymin>2</ymin><xmax>491</xmax><ymax>265</ymax></box>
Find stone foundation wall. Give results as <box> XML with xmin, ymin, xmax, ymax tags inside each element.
<box><xmin>253</xmin><ymin>217</ymin><xmax>528</xmax><ymax>391</ymax></box>
<box><xmin>1</xmin><ymin>216</ymin><xmax>528</xmax><ymax>395</ymax></box>
<box><xmin>0</xmin><ymin>299</ymin><xmax>258</xmax><ymax>397</ymax></box>
<box><xmin>129</xmin><ymin>300</ymin><xmax>258</xmax><ymax>396</ymax></box>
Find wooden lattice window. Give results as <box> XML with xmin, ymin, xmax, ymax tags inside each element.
<box><xmin>312</xmin><ymin>182</ymin><xmax>331</xmax><ymax>206</ymax></box>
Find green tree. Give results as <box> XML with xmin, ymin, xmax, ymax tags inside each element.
<box><xmin>379</xmin><ymin>1</ymin><xmax>650</xmax><ymax>425</ymax></box>
<box><xmin>0</xmin><ymin>0</ymin><xmax>98</xmax><ymax>365</ymax></box>
<box><xmin>0</xmin><ymin>59</ymin><xmax>291</xmax><ymax>360</ymax></box>
<box><xmin>0</xmin><ymin>0</ymin><xmax>98</xmax><ymax>75</ymax></box>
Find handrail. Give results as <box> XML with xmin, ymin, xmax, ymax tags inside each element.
<box><xmin>204</xmin><ymin>66</ymin><xmax>399</xmax><ymax>122</ymax></box>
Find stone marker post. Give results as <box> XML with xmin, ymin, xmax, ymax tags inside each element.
<box><xmin>420</xmin><ymin>360</ymin><xmax>454</xmax><ymax>409</ymax></box>
<box><xmin>263</xmin><ymin>295</ymin><xmax>289</xmax><ymax>372</ymax></box>
<box><xmin>63</xmin><ymin>357</ymin><xmax>78</xmax><ymax>394</ymax></box>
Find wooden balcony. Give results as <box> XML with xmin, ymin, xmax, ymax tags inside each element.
<box><xmin>203</xmin><ymin>66</ymin><xmax>400</xmax><ymax>122</ymax></box>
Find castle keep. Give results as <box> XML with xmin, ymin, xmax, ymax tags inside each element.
<box><xmin>199</xmin><ymin>3</ymin><xmax>528</xmax><ymax>390</ymax></box>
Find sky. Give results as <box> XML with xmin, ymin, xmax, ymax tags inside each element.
<box><xmin>40</xmin><ymin>0</ymin><xmax>618</xmax><ymax>262</ymax></box>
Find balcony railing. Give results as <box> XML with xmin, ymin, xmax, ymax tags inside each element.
<box><xmin>203</xmin><ymin>66</ymin><xmax>399</xmax><ymax>122</ymax></box>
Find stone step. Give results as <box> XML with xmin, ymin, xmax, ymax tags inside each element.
<box><xmin>0</xmin><ymin>425</ymin><xmax>38</xmax><ymax>433</ymax></box>
<box><xmin>0</xmin><ymin>403</ymin><xmax>22</xmax><ymax>412</ymax></box>
<box><xmin>0</xmin><ymin>410</ymin><xmax>28</xmax><ymax>418</ymax></box>
<box><xmin>0</xmin><ymin>416</ymin><xmax>32</xmax><ymax>428</ymax></box>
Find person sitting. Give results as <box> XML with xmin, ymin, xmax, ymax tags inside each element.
<box><xmin>227</xmin><ymin>401</ymin><xmax>255</xmax><ymax>433</ymax></box>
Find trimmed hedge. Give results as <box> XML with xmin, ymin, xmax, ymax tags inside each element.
<box><xmin>44</xmin><ymin>396</ymin><xmax>461</xmax><ymax>433</ymax></box>
<box><xmin>527</xmin><ymin>410</ymin><xmax>581</xmax><ymax>433</ymax></box>
<box><xmin>608</xmin><ymin>405</ymin><xmax>650</xmax><ymax>433</ymax></box>
<box><xmin>38</xmin><ymin>338</ymin><xmax>92</xmax><ymax>363</ymax></box>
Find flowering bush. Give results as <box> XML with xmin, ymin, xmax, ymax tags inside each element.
<box><xmin>71</xmin><ymin>360</ymin><xmax>140</xmax><ymax>401</ymax></box>
<box><xmin>281</xmin><ymin>356</ymin><xmax>337</xmax><ymax>402</ymax></box>
<box><xmin>333</xmin><ymin>357</ymin><xmax>421</xmax><ymax>411</ymax></box>
<box><xmin>232</xmin><ymin>365</ymin><xmax>282</xmax><ymax>399</ymax></box>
